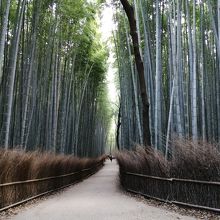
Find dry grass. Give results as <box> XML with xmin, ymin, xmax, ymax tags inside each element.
<box><xmin>116</xmin><ymin>140</ymin><xmax>220</xmax><ymax>209</ymax></box>
<box><xmin>117</xmin><ymin>146</ymin><xmax>169</xmax><ymax>177</ymax></box>
<box><xmin>117</xmin><ymin>139</ymin><xmax>220</xmax><ymax>181</ymax></box>
<box><xmin>170</xmin><ymin>139</ymin><xmax>220</xmax><ymax>181</ymax></box>
<box><xmin>0</xmin><ymin>150</ymin><xmax>105</xmax><ymax>209</ymax></box>
<box><xmin>0</xmin><ymin>150</ymin><xmax>105</xmax><ymax>183</ymax></box>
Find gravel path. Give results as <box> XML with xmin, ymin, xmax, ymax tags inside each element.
<box><xmin>10</xmin><ymin>161</ymin><xmax>195</xmax><ymax>220</ymax></box>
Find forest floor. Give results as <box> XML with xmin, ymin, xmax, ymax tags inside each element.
<box><xmin>2</xmin><ymin>161</ymin><xmax>217</xmax><ymax>220</ymax></box>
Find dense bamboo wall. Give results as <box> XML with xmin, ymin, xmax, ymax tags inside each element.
<box><xmin>115</xmin><ymin>0</ymin><xmax>220</xmax><ymax>152</ymax></box>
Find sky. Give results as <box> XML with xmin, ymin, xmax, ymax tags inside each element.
<box><xmin>100</xmin><ymin>0</ymin><xmax>118</xmax><ymax>105</ymax></box>
<box><xmin>99</xmin><ymin>0</ymin><xmax>118</xmax><ymax>147</ymax></box>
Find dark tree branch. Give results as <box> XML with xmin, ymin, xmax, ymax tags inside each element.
<box><xmin>120</xmin><ymin>0</ymin><xmax>151</xmax><ymax>146</ymax></box>
<box><xmin>116</xmin><ymin>104</ymin><xmax>121</xmax><ymax>150</ymax></box>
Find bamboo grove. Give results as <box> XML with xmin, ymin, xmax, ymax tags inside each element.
<box><xmin>0</xmin><ymin>0</ymin><xmax>111</xmax><ymax>157</ymax></box>
<box><xmin>115</xmin><ymin>0</ymin><xmax>220</xmax><ymax>154</ymax></box>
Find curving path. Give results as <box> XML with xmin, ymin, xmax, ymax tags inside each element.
<box><xmin>10</xmin><ymin>161</ymin><xmax>195</xmax><ymax>220</ymax></box>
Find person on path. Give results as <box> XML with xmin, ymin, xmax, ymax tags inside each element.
<box><xmin>108</xmin><ymin>155</ymin><xmax>113</xmax><ymax>162</ymax></box>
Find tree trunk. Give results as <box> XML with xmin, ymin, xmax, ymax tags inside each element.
<box><xmin>192</xmin><ymin>0</ymin><xmax>198</xmax><ymax>140</ymax></box>
<box><xmin>124</xmin><ymin>17</ymin><xmax>143</xmax><ymax>144</ymax></box>
<box><xmin>155</xmin><ymin>0</ymin><xmax>162</xmax><ymax>149</ymax></box>
<box><xmin>21</xmin><ymin>0</ymin><xmax>41</xmax><ymax>149</ymax></box>
<box><xmin>4</xmin><ymin>0</ymin><xmax>26</xmax><ymax>149</ymax></box>
<box><xmin>0</xmin><ymin>0</ymin><xmax>11</xmax><ymax>86</ymax></box>
<box><xmin>116</xmin><ymin>104</ymin><xmax>121</xmax><ymax>150</ymax></box>
<box><xmin>120</xmin><ymin>0</ymin><xmax>151</xmax><ymax>146</ymax></box>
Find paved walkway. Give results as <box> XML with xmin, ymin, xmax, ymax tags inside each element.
<box><xmin>11</xmin><ymin>161</ymin><xmax>195</xmax><ymax>220</ymax></box>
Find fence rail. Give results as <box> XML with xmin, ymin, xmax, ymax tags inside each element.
<box><xmin>0</xmin><ymin>161</ymin><xmax>104</xmax><ymax>212</ymax></box>
<box><xmin>120</xmin><ymin>170</ymin><xmax>220</xmax><ymax>213</ymax></box>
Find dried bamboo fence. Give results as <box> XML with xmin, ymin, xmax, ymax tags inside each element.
<box><xmin>0</xmin><ymin>161</ymin><xmax>104</xmax><ymax>212</ymax></box>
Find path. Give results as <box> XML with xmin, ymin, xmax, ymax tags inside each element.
<box><xmin>10</xmin><ymin>161</ymin><xmax>195</xmax><ymax>220</ymax></box>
